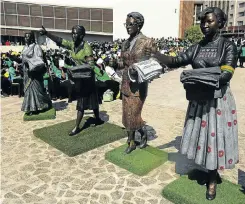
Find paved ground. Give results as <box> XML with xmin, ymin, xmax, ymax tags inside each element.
<box><xmin>1</xmin><ymin>67</ymin><xmax>245</xmax><ymax>204</ymax></box>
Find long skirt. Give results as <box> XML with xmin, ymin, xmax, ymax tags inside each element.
<box><xmin>180</xmin><ymin>86</ymin><xmax>239</xmax><ymax>170</ymax></box>
<box><xmin>122</xmin><ymin>94</ymin><xmax>146</xmax><ymax>131</ymax></box>
<box><xmin>21</xmin><ymin>78</ymin><xmax>51</xmax><ymax>112</ymax></box>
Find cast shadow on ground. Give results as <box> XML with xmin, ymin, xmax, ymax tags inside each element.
<box><xmin>158</xmin><ymin>136</ymin><xmax>206</xmax><ymax>175</ymax></box>
<box><xmin>52</xmin><ymin>101</ymin><xmax>68</xmax><ymax>111</ymax></box>
<box><xmin>238</xmin><ymin>169</ymin><xmax>245</xmax><ymax>194</ymax></box>
<box><xmin>77</xmin><ymin>111</ymin><xmax>110</xmax><ymax>132</ymax></box>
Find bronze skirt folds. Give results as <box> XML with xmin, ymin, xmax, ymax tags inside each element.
<box><xmin>180</xmin><ymin>86</ymin><xmax>239</xmax><ymax>170</ymax></box>
<box><xmin>122</xmin><ymin>94</ymin><xmax>146</xmax><ymax>131</ymax></box>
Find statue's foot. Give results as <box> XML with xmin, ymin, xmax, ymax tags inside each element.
<box><xmin>125</xmin><ymin>142</ymin><xmax>136</xmax><ymax>154</ymax></box>
<box><xmin>26</xmin><ymin>112</ymin><xmax>33</xmax><ymax>116</ymax></box>
<box><xmin>94</xmin><ymin>118</ymin><xmax>104</xmax><ymax>125</ymax></box>
<box><xmin>139</xmin><ymin>135</ymin><xmax>147</xmax><ymax>149</ymax></box>
<box><xmin>69</xmin><ymin>127</ymin><xmax>80</xmax><ymax>136</ymax></box>
<box><xmin>206</xmin><ymin>182</ymin><xmax>217</xmax><ymax>200</ymax></box>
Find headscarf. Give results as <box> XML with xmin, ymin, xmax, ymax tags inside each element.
<box><xmin>127</xmin><ymin>12</ymin><xmax>144</xmax><ymax>29</ymax></box>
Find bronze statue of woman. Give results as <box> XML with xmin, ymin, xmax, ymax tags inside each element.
<box><xmin>147</xmin><ymin>7</ymin><xmax>238</xmax><ymax>200</ymax></box>
<box><xmin>118</xmin><ymin>12</ymin><xmax>157</xmax><ymax>154</ymax></box>
<box><xmin>40</xmin><ymin>25</ymin><xmax>103</xmax><ymax>136</ymax></box>
<box><xmin>21</xmin><ymin>31</ymin><xmax>52</xmax><ymax>115</ymax></box>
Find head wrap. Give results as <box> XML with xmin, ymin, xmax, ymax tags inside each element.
<box><xmin>127</xmin><ymin>12</ymin><xmax>144</xmax><ymax>29</ymax></box>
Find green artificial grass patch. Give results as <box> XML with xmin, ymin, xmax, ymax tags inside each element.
<box><xmin>162</xmin><ymin>172</ymin><xmax>244</xmax><ymax>204</ymax></box>
<box><xmin>105</xmin><ymin>144</ymin><xmax>168</xmax><ymax>176</ymax></box>
<box><xmin>23</xmin><ymin>108</ymin><xmax>56</xmax><ymax>121</ymax></box>
<box><xmin>33</xmin><ymin>117</ymin><xmax>126</xmax><ymax>156</ymax></box>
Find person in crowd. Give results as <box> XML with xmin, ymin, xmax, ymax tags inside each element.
<box><xmin>117</xmin><ymin>12</ymin><xmax>157</xmax><ymax>154</ymax></box>
<box><xmin>40</xmin><ymin>25</ymin><xmax>103</xmax><ymax>136</ymax></box>
<box><xmin>21</xmin><ymin>31</ymin><xmax>52</xmax><ymax>115</ymax></box>
<box><xmin>239</xmin><ymin>42</ymin><xmax>245</xmax><ymax>67</ymax></box>
<box><xmin>148</xmin><ymin>7</ymin><xmax>238</xmax><ymax>200</ymax></box>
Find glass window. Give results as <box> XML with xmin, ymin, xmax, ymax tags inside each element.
<box><xmin>1</xmin><ymin>2</ymin><xmax>4</xmax><ymax>13</ymax></box>
<box><xmin>6</xmin><ymin>29</ymin><xmax>19</xmax><ymax>36</ymax></box>
<box><xmin>4</xmin><ymin>2</ymin><xmax>17</xmax><ymax>14</ymax></box>
<box><xmin>42</xmin><ymin>6</ymin><xmax>54</xmax><ymax>17</ymax></box>
<box><xmin>91</xmin><ymin>9</ymin><xmax>102</xmax><ymax>20</ymax></box>
<box><xmin>55</xmin><ymin>19</ymin><xmax>66</xmax><ymax>29</ymax></box>
<box><xmin>103</xmin><ymin>9</ymin><xmax>113</xmax><ymax>21</ymax></box>
<box><xmin>231</xmin><ymin>5</ymin><xmax>234</xmax><ymax>9</ymax></box>
<box><xmin>31</xmin><ymin>16</ymin><xmax>42</xmax><ymax>28</ymax></box>
<box><xmin>1</xmin><ymin>14</ymin><xmax>5</xmax><ymax>25</ymax></box>
<box><xmin>43</xmin><ymin>18</ymin><xmax>54</xmax><ymax>29</ymax></box>
<box><xmin>17</xmin><ymin>4</ymin><xmax>29</xmax><ymax>15</ymax></box>
<box><xmin>1</xmin><ymin>28</ymin><xmax>6</xmax><ymax>36</ymax></box>
<box><xmin>239</xmin><ymin>12</ymin><xmax>245</xmax><ymax>17</ymax></box>
<box><xmin>239</xmin><ymin>3</ymin><xmax>245</xmax><ymax>8</ymax></box>
<box><xmin>91</xmin><ymin>21</ymin><xmax>102</xmax><ymax>32</ymax></box>
<box><xmin>55</xmin><ymin>7</ymin><xmax>66</xmax><ymax>18</ymax></box>
<box><xmin>79</xmin><ymin>20</ymin><xmax>90</xmax><ymax>31</ymax></box>
<box><xmin>103</xmin><ymin>21</ymin><xmax>113</xmax><ymax>33</ymax></box>
<box><xmin>237</xmin><ymin>21</ymin><xmax>243</xmax><ymax>26</ymax></box>
<box><xmin>230</xmin><ymin>13</ymin><xmax>233</xmax><ymax>17</ymax></box>
<box><xmin>5</xmin><ymin>15</ymin><xmax>17</xmax><ymax>26</ymax></box>
<box><xmin>79</xmin><ymin>8</ymin><xmax>90</xmax><ymax>19</ymax></box>
<box><xmin>67</xmin><ymin>8</ymin><xmax>78</xmax><ymax>19</ymax></box>
<box><xmin>67</xmin><ymin>19</ymin><xmax>79</xmax><ymax>30</ymax></box>
<box><xmin>229</xmin><ymin>22</ymin><xmax>232</xmax><ymax>26</ymax></box>
<box><xmin>30</xmin><ymin>5</ymin><xmax>41</xmax><ymax>16</ymax></box>
<box><xmin>18</xmin><ymin>16</ymin><xmax>30</xmax><ymax>27</ymax></box>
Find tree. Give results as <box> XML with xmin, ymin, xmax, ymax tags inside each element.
<box><xmin>184</xmin><ymin>25</ymin><xmax>203</xmax><ymax>44</ymax></box>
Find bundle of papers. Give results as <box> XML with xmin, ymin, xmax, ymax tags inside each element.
<box><xmin>131</xmin><ymin>59</ymin><xmax>163</xmax><ymax>83</ymax></box>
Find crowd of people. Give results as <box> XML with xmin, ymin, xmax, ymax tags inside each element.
<box><xmin>1</xmin><ymin>35</ymin><xmax>244</xmax><ymax>100</ymax></box>
<box><xmin>1</xmin><ymin>36</ymin><xmax>192</xmax><ymax>99</ymax></box>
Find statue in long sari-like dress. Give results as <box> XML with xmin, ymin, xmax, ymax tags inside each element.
<box><xmin>21</xmin><ymin>33</ymin><xmax>52</xmax><ymax>115</ymax></box>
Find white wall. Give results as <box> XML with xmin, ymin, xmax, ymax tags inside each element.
<box><xmin>113</xmin><ymin>0</ymin><xmax>180</xmax><ymax>40</ymax></box>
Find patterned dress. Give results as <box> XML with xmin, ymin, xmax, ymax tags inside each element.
<box><xmin>120</xmin><ymin>33</ymin><xmax>157</xmax><ymax>131</ymax></box>
<box><xmin>174</xmin><ymin>36</ymin><xmax>239</xmax><ymax>170</ymax></box>
<box><xmin>61</xmin><ymin>39</ymin><xmax>99</xmax><ymax>110</ymax></box>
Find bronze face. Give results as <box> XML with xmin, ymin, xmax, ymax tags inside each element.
<box><xmin>125</xmin><ymin>17</ymin><xmax>139</xmax><ymax>37</ymax></box>
<box><xmin>24</xmin><ymin>33</ymin><xmax>32</xmax><ymax>45</ymax></box>
<box><xmin>200</xmin><ymin>13</ymin><xmax>219</xmax><ymax>37</ymax></box>
<box><xmin>71</xmin><ymin>27</ymin><xmax>83</xmax><ymax>44</ymax></box>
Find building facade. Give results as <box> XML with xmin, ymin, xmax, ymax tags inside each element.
<box><xmin>1</xmin><ymin>0</ymin><xmax>196</xmax><ymax>45</ymax></box>
<box><xmin>194</xmin><ymin>1</ymin><xmax>204</xmax><ymax>25</ymax></box>
<box><xmin>1</xmin><ymin>0</ymin><xmax>114</xmax><ymax>44</ymax></box>
<box><xmin>179</xmin><ymin>0</ymin><xmax>194</xmax><ymax>38</ymax></box>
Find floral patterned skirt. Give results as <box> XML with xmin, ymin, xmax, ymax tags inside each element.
<box><xmin>180</xmin><ymin>86</ymin><xmax>239</xmax><ymax>170</ymax></box>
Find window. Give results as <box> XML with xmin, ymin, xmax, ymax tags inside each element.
<box><xmin>230</xmin><ymin>13</ymin><xmax>233</xmax><ymax>18</ymax></box>
<box><xmin>229</xmin><ymin>22</ymin><xmax>232</xmax><ymax>26</ymax></box>
<box><xmin>237</xmin><ymin>21</ymin><xmax>243</xmax><ymax>26</ymax></box>
<box><xmin>231</xmin><ymin>5</ymin><xmax>234</xmax><ymax>9</ymax></box>
<box><xmin>239</xmin><ymin>12</ymin><xmax>245</xmax><ymax>17</ymax></box>
<box><xmin>239</xmin><ymin>2</ymin><xmax>245</xmax><ymax>8</ymax></box>
<box><xmin>17</xmin><ymin>4</ymin><xmax>30</xmax><ymax>15</ymax></box>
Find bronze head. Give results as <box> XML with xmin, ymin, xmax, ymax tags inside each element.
<box><xmin>125</xmin><ymin>12</ymin><xmax>144</xmax><ymax>38</ymax></box>
<box><xmin>24</xmin><ymin>31</ymin><xmax>35</xmax><ymax>45</ymax></box>
<box><xmin>71</xmin><ymin>25</ymin><xmax>86</xmax><ymax>44</ymax></box>
<box><xmin>198</xmin><ymin>7</ymin><xmax>227</xmax><ymax>38</ymax></box>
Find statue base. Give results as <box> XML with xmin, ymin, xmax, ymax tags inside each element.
<box><xmin>162</xmin><ymin>169</ymin><xmax>244</xmax><ymax>204</ymax></box>
<box><xmin>105</xmin><ymin>144</ymin><xmax>168</xmax><ymax>176</ymax></box>
<box><xmin>33</xmin><ymin>117</ymin><xmax>126</xmax><ymax>156</ymax></box>
<box><xmin>23</xmin><ymin>107</ymin><xmax>56</xmax><ymax>121</ymax></box>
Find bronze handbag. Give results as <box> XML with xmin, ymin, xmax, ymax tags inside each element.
<box><xmin>67</xmin><ymin>64</ymin><xmax>93</xmax><ymax>79</ymax></box>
